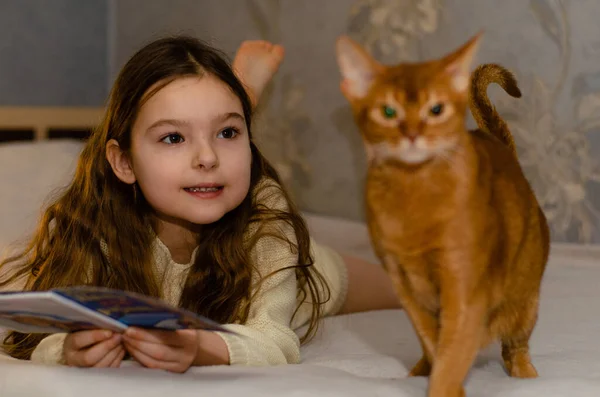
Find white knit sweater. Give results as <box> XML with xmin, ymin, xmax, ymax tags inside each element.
<box><xmin>30</xmin><ymin>180</ymin><xmax>348</xmax><ymax>366</ymax></box>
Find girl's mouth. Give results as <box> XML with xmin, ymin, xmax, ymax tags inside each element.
<box><xmin>184</xmin><ymin>186</ymin><xmax>223</xmax><ymax>193</ymax></box>
<box><xmin>184</xmin><ymin>185</ymin><xmax>224</xmax><ymax>199</ymax></box>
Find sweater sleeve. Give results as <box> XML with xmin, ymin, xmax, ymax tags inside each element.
<box><xmin>0</xmin><ymin>260</ymin><xmax>68</xmax><ymax>365</ymax></box>
<box><xmin>213</xmin><ymin>180</ymin><xmax>304</xmax><ymax>366</ymax></box>
<box><xmin>30</xmin><ymin>333</ymin><xmax>67</xmax><ymax>365</ymax></box>
<box><xmin>214</xmin><ymin>241</ymin><xmax>300</xmax><ymax>365</ymax></box>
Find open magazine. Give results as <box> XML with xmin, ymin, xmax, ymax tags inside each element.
<box><xmin>0</xmin><ymin>286</ymin><xmax>233</xmax><ymax>334</ymax></box>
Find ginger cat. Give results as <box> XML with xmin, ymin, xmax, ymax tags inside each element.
<box><xmin>335</xmin><ymin>33</ymin><xmax>549</xmax><ymax>397</ymax></box>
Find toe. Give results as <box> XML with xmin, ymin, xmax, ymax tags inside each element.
<box><xmin>272</xmin><ymin>44</ymin><xmax>285</xmax><ymax>59</ymax></box>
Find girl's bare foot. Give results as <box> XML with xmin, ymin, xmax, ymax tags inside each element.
<box><xmin>233</xmin><ymin>40</ymin><xmax>285</xmax><ymax>108</ymax></box>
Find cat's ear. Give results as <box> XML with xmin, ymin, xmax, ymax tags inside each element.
<box><xmin>443</xmin><ymin>32</ymin><xmax>482</xmax><ymax>92</ymax></box>
<box><xmin>336</xmin><ymin>35</ymin><xmax>383</xmax><ymax>101</ymax></box>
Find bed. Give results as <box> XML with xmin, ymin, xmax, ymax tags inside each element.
<box><xmin>1</xmin><ymin>113</ymin><xmax>600</xmax><ymax>396</ymax></box>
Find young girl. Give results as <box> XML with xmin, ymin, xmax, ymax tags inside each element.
<box><xmin>0</xmin><ymin>36</ymin><xmax>399</xmax><ymax>372</ymax></box>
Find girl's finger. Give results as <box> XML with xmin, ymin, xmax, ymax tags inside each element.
<box><xmin>124</xmin><ymin>328</ymin><xmax>192</xmax><ymax>347</ymax></box>
<box><xmin>69</xmin><ymin>330</ymin><xmax>114</xmax><ymax>350</ymax></box>
<box><xmin>109</xmin><ymin>346</ymin><xmax>126</xmax><ymax>368</ymax></box>
<box><xmin>93</xmin><ymin>344</ymin><xmax>123</xmax><ymax>368</ymax></box>
<box><xmin>125</xmin><ymin>343</ymin><xmax>189</xmax><ymax>373</ymax></box>
<box><xmin>75</xmin><ymin>334</ymin><xmax>122</xmax><ymax>367</ymax></box>
<box><xmin>124</xmin><ymin>342</ymin><xmax>163</xmax><ymax>369</ymax></box>
<box><xmin>123</xmin><ymin>337</ymin><xmax>178</xmax><ymax>362</ymax></box>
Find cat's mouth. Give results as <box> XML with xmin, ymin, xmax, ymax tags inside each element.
<box><xmin>398</xmin><ymin>136</ymin><xmax>459</xmax><ymax>165</ymax></box>
<box><xmin>396</xmin><ymin>148</ymin><xmax>434</xmax><ymax>164</ymax></box>
<box><xmin>367</xmin><ymin>137</ymin><xmax>457</xmax><ymax>166</ymax></box>
<box><xmin>367</xmin><ymin>138</ymin><xmax>434</xmax><ymax>165</ymax></box>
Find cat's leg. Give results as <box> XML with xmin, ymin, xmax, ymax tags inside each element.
<box><xmin>402</xmin><ymin>301</ymin><xmax>437</xmax><ymax>378</ymax></box>
<box><xmin>501</xmin><ymin>209</ymin><xmax>546</xmax><ymax>379</ymax></box>
<box><xmin>501</xmin><ymin>295</ymin><xmax>539</xmax><ymax>378</ymax></box>
<box><xmin>409</xmin><ymin>354</ymin><xmax>431</xmax><ymax>377</ymax></box>
<box><xmin>382</xmin><ymin>257</ymin><xmax>438</xmax><ymax>376</ymax></box>
<box><xmin>232</xmin><ymin>40</ymin><xmax>284</xmax><ymax>109</ymax></box>
<box><xmin>427</xmin><ymin>276</ymin><xmax>486</xmax><ymax>397</ymax></box>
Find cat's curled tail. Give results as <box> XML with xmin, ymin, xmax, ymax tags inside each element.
<box><xmin>469</xmin><ymin>64</ymin><xmax>521</xmax><ymax>154</ymax></box>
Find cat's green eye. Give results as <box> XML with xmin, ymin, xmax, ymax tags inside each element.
<box><xmin>430</xmin><ymin>103</ymin><xmax>444</xmax><ymax>116</ymax></box>
<box><xmin>382</xmin><ymin>105</ymin><xmax>397</xmax><ymax>119</ymax></box>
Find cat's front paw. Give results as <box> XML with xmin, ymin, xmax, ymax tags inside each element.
<box><xmin>408</xmin><ymin>356</ymin><xmax>431</xmax><ymax>377</ymax></box>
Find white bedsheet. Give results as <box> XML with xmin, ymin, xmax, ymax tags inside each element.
<box><xmin>1</xmin><ymin>140</ymin><xmax>600</xmax><ymax>396</ymax></box>
<box><xmin>2</xmin><ymin>214</ymin><xmax>600</xmax><ymax>396</ymax></box>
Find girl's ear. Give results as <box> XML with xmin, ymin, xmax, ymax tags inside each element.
<box><xmin>106</xmin><ymin>139</ymin><xmax>136</xmax><ymax>184</ymax></box>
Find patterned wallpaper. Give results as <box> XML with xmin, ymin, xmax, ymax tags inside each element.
<box><xmin>332</xmin><ymin>0</ymin><xmax>600</xmax><ymax>244</ymax></box>
<box><xmin>116</xmin><ymin>0</ymin><xmax>595</xmax><ymax>244</ymax></box>
<box><xmin>2</xmin><ymin>0</ymin><xmax>598</xmax><ymax>244</ymax></box>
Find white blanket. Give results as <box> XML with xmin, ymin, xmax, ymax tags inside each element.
<box><xmin>2</xmin><ymin>214</ymin><xmax>600</xmax><ymax>396</ymax></box>
<box><xmin>1</xmin><ymin>140</ymin><xmax>600</xmax><ymax>396</ymax></box>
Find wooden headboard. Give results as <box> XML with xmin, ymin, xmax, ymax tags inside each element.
<box><xmin>0</xmin><ymin>106</ymin><xmax>104</xmax><ymax>142</ymax></box>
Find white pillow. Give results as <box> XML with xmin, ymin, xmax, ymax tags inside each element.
<box><xmin>0</xmin><ymin>139</ymin><xmax>84</xmax><ymax>251</ymax></box>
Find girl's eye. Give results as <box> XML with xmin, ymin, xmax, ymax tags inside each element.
<box><xmin>218</xmin><ymin>127</ymin><xmax>238</xmax><ymax>139</ymax></box>
<box><xmin>161</xmin><ymin>133</ymin><xmax>184</xmax><ymax>144</ymax></box>
<box><xmin>429</xmin><ymin>103</ymin><xmax>444</xmax><ymax>116</ymax></box>
<box><xmin>381</xmin><ymin>105</ymin><xmax>397</xmax><ymax>119</ymax></box>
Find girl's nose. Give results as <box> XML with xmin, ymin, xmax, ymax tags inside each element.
<box><xmin>193</xmin><ymin>142</ymin><xmax>218</xmax><ymax>169</ymax></box>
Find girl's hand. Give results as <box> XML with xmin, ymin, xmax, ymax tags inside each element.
<box><xmin>63</xmin><ymin>330</ymin><xmax>125</xmax><ymax>367</ymax></box>
<box><xmin>122</xmin><ymin>327</ymin><xmax>199</xmax><ymax>373</ymax></box>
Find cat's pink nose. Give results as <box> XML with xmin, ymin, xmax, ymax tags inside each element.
<box><xmin>406</xmin><ymin>131</ymin><xmax>419</xmax><ymax>142</ymax></box>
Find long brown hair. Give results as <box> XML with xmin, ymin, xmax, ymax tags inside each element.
<box><xmin>0</xmin><ymin>35</ymin><xmax>329</xmax><ymax>360</ymax></box>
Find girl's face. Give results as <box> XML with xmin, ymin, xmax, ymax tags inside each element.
<box><xmin>124</xmin><ymin>74</ymin><xmax>252</xmax><ymax>227</ymax></box>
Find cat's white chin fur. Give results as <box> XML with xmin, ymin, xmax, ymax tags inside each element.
<box><xmin>395</xmin><ymin>139</ymin><xmax>433</xmax><ymax>164</ymax></box>
<box><xmin>396</xmin><ymin>149</ymin><xmax>433</xmax><ymax>164</ymax></box>
<box><xmin>367</xmin><ymin>138</ymin><xmax>435</xmax><ymax>165</ymax></box>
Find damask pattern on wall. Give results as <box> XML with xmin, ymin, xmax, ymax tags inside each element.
<box><xmin>247</xmin><ymin>0</ymin><xmax>313</xmax><ymax>202</ymax></box>
<box><xmin>247</xmin><ymin>0</ymin><xmax>600</xmax><ymax>244</ymax></box>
